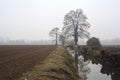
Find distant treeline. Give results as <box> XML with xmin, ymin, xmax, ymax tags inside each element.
<box><xmin>0</xmin><ymin>40</ymin><xmax>55</xmax><ymax>45</ymax></box>
<box><xmin>102</xmin><ymin>38</ymin><xmax>120</xmax><ymax>45</ymax></box>
<box><xmin>0</xmin><ymin>38</ymin><xmax>120</xmax><ymax>45</ymax></box>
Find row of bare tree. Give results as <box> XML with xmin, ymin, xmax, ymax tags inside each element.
<box><xmin>49</xmin><ymin>9</ymin><xmax>91</xmax><ymax>46</ymax></box>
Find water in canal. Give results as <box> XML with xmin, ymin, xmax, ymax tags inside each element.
<box><xmin>67</xmin><ymin>47</ymin><xmax>120</xmax><ymax>80</ymax></box>
<box><xmin>78</xmin><ymin>54</ymin><xmax>120</xmax><ymax>80</ymax></box>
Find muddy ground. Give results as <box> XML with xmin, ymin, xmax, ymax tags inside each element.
<box><xmin>0</xmin><ymin>45</ymin><xmax>56</xmax><ymax>80</ymax></box>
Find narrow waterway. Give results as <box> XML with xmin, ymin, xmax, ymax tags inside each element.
<box><xmin>67</xmin><ymin>47</ymin><xmax>120</xmax><ymax>80</ymax></box>
<box><xmin>78</xmin><ymin>55</ymin><xmax>111</xmax><ymax>80</ymax></box>
<box><xmin>78</xmin><ymin>53</ymin><xmax>120</xmax><ymax>80</ymax></box>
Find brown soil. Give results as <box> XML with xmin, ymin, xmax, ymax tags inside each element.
<box><xmin>19</xmin><ymin>46</ymin><xmax>80</xmax><ymax>80</ymax></box>
<box><xmin>0</xmin><ymin>45</ymin><xmax>56</xmax><ymax>80</ymax></box>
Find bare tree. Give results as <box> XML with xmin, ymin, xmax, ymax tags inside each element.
<box><xmin>62</xmin><ymin>9</ymin><xmax>91</xmax><ymax>45</ymax></box>
<box><xmin>49</xmin><ymin>27</ymin><xmax>59</xmax><ymax>45</ymax></box>
<box><xmin>59</xmin><ymin>34</ymin><xmax>66</xmax><ymax>45</ymax></box>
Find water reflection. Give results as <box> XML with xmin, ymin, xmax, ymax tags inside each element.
<box><xmin>67</xmin><ymin>46</ymin><xmax>91</xmax><ymax>80</ymax></box>
<box><xmin>78</xmin><ymin>56</ymin><xmax>91</xmax><ymax>80</ymax></box>
<box><xmin>67</xmin><ymin>46</ymin><xmax>120</xmax><ymax>80</ymax></box>
<box><xmin>78</xmin><ymin>50</ymin><xmax>120</xmax><ymax>80</ymax></box>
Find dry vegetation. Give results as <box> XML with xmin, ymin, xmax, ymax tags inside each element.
<box><xmin>19</xmin><ymin>46</ymin><xmax>80</xmax><ymax>80</ymax></box>
<box><xmin>78</xmin><ymin>45</ymin><xmax>120</xmax><ymax>55</ymax></box>
<box><xmin>0</xmin><ymin>45</ymin><xmax>56</xmax><ymax>80</ymax></box>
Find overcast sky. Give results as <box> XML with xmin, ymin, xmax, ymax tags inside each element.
<box><xmin>0</xmin><ymin>0</ymin><xmax>120</xmax><ymax>40</ymax></box>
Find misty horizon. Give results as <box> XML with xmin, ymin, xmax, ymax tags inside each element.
<box><xmin>0</xmin><ymin>37</ymin><xmax>120</xmax><ymax>45</ymax></box>
<box><xmin>0</xmin><ymin>0</ymin><xmax>120</xmax><ymax>41</ymax></box>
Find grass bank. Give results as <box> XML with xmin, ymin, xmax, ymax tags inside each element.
<box><xmin>18</xmin><ymin>46</ymin><xmax>80</xmax><ymax>80</ymax></box>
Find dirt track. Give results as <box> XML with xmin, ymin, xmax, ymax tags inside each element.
<box><xmin>0</xmin><ymin>45</ymin><xmax>56</xmax><ymax>80</ymax></box>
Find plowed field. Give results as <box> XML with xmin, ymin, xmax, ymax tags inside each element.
<box><xmin>0</xmin><ymin>45</ymin><xmax>56</xmax><ymax>80</ymax></box>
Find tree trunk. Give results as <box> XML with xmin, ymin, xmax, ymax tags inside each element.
<box><xmin>62</xmin><ymin>41</ymin><xmax>64</xmax><ymax>46</ymax></box>
<box><xmin>75</xmin><ymin>36</ymin><xmax>77</xmax><ymax>45</ymax></box>
<box><xmin>74</xmin><ymin>24</ymin><xmax>78</xmax><ymax>45</ymax></box>
<box><xmin>55</xmin><ymin>31</ymin><xmax>58</xmax><ymax>45</ymax></box>
<box><xmin>74</xmin><ymin>31</ymin><xmax>78</xmax><ymax>45</ymax></box>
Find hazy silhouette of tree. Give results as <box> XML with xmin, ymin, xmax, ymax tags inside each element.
<box><xmin>62</xmin><ymin>9</ymin><xmax>90</xmax><ymax>45</ymax></box>
<box><xmin>49</xmin><ymin>27</ymin><xmax>59</xmax><ymax>45</ymax></box>
<box><xmin>87</xmin><ymin>37</ymin><xmax>101</xmax><ymax>47</ymax></box>
<box><xmin>59</xmin><ymin>34</ymin><xmax>66</xmax><ymax>45</ymax></box>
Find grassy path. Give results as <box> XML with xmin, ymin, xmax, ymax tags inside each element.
<box><xmin>19</xmin><ymin>46</ymin><xmax>80</xmax><ymax>80</ymax></box>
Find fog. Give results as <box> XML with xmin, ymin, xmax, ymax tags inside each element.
<box><xmin>0</xmin><ymin>0</ymin><xmax>120</xmax><ymax>41</ymax></box>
